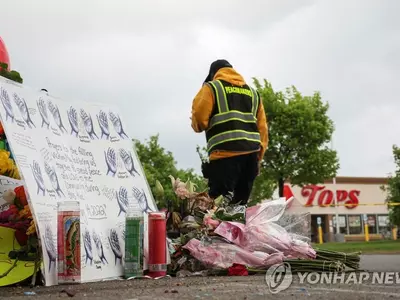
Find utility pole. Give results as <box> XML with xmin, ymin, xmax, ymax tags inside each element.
<box><xmin>331</xmin><ymin>137</ymin><xmax>340</xmax><ymax>236</ymax></box>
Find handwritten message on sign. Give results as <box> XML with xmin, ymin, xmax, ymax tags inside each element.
<box><xmin>0</xmin><ymin>77</ymin><xmax>157</xmax><ymax>286</ymax></box>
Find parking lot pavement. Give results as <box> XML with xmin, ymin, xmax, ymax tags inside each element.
<box><xmin>2</xmin><ymin>273</ymin><xmax>400</xmax><ymax>300</ymax></box>
<box><xmin>360</xmin><ymin>254</ymin><xmax>400</xmax><ymax>271</ymax></box>
<box><xmin>1</xmin><ymin>255</ymin><xmax>399</xmax><ymax>300</ymax></box>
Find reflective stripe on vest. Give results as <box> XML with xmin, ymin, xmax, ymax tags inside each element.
<box><xmin>205</xmin><ymin>80</ymin><xmax>261</xmax><ymax>152</ymax></box>
<box><xmin>207</xmin><ymin>130</ymin><xmax>261</xmax><ymax>152</ymax></box>
<box><xmin>208</xmin><ymin>81</ymin><xmax>228</xmax><ymax>113</ymax></box>
<box><xmin>207</xmin><ymin>81</ymin><xmax>259</xmax><ymax>129</ymax></box>
<box><xmin>250</xmin><ymin>86</ymin><xmax>259</xmax><ymax>116</ymax></box>
<box><xmin>209</xmin><ymin>111</ymin><xmax>256</xmax><ymax>128</ymax></box>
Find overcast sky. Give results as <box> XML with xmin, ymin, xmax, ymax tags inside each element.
<box><xmin>1</xmin><ymin>0</ymin><xmax>399</xmax><ymax>177</ymax></box>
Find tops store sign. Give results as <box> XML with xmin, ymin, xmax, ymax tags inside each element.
<box><xmin>301</xmin><ymin>185</ymin><xmax>360</xmax><ymax>209</ymax></box>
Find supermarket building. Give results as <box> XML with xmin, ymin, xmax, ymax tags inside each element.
<box><xmin>285</xmin><ymin>177</ymin><xmax>391</xmax><ymax>242</ymax></box>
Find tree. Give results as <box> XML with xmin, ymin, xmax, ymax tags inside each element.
<box><xmin>0</xmin><ymin>63</ymin><xmax>23</xmax><ymax>83</ymax></box>
<box><xmin>248</xmin><ymin>172</ymin><xmax>276</xmax><ymax>206</ymax></box>
<box><xmin>133</xmin><ymin>134</ymin><xmax>207</xmax><ymax>208</ymax></box>
<box><xmin>382</xmin><ymin>145</ymin><xmax>400</xmax><ymax>226</ymax></box>
<box><xmin>253</xmin><ymin>78</ymin><xmax>339</xmax><ymax>197</ymax></box>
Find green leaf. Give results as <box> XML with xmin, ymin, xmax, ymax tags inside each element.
<box><xmin>133</xmin><ymin>135</ymin><xmax>207</xmax><ymax>211</ymax></box>
<box><xmin>0</xmin><ymin>68</ymin><xmax>23</xmax><ymax>83</ymax></box>
<box><xmin>383</xmin><ymin>145</ymin><xmax>400</xmax><ymax>226</ymax></box>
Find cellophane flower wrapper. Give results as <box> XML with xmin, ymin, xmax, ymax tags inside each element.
<box><xmin>182</xmin><ymin>238</ymin><xmax>284</xmax><ymax>269</ymax></box>
<box><xmin>214</xmin><ymin>197</ymin><xmax>316</xmax><ymax>259</ymax></box>
<box><xmin>245</xmin><ymin>198</ymin><xmax>288</xmax><ymax>225</ymax></box>
<box><xmin>277</xmin><ymin>212</ymin><xmax>312</xmax><ymax>243</ymax></box>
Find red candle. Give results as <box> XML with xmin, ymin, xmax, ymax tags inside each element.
<box><xmin>148</xmin><ymin>212</ymin><xmax>167</xmax><ymax>278</ymax></box>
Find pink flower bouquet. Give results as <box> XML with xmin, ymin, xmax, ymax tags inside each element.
<box><xmin>182</xmin><ymin>238</ymin><xmax>284</xmax><ymax>269</ymax></box>
<box><xmin>214</xmin><ymin>197</ymin><xmax>316</xmax><ymax>259</ymax></box>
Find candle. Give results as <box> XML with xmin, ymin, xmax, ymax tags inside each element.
<box><xmin>147</xmin><ymin>212</ymin><xmax>167</xmax><ymax>278</ymax></box>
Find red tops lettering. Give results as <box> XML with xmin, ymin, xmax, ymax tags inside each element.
<box><xmin>301</xmin><ymin>185</ymin><xmax>359</xmax><ymax>209</ymax></box>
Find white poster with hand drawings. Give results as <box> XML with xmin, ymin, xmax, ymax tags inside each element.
<box><xmin>0</xmin><ymin>77</ymin><xmax>157</xmax><ymax>286</ymax></box>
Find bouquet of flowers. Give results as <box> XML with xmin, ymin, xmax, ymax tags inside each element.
<box><xmin>0</xmin><ymin>148</ymin><xmax>20</xmax><ymax>179</ymax></box>
<box><xmin>0</xmin><ymin>185</ymin><xmax>40</xmax><ymax>286</ymax></box>
<box><xmin>158</xmin><ymin>174</ymin><xmax>361</xmax><ymax>276</ymax></box>
<box><xmin>213</xmin><ymin>198</ymin><xmax>316</xmax><ymax>259</ymax></box>
<box><xmin>0</xmin><ymin>185</ymin><xmax>37</xmax><ymax>251</ymax></box>
<box><xmin>0</xmin><ymin>121</ymin><xmax>37</xmax><ymax>259</ymax></box>
<box><xmin>155</xmin><ymin>175</ymin><xmax>214</xmax><ymax>235</ymax></box>
<box><xmin>180</xmin><ymin>197</ymin><xmax>315</xmax><ymax>271</ymax></box>
<box><xmin>0</xmin><ymin>119</ymin><xmax>21</xmax><ymax>180</ymax></box>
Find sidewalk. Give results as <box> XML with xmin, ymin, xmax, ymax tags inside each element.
<box><xmin>1</xmin><ymin>255</ymin><xmax>400</xmax><ymax>300</ymax></box>
<box><xmin>1</xmin><ymin>274</ymin><xmax>400</xmax><ymax>300</ymax></box>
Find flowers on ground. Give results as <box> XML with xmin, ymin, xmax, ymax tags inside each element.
<box><xmin>3</xmin><ymin>189</ymin><xmax>16</xmax><ymax>204</ymax></box>
<box><xmin>15</xmin><ymin>186</ymin><xmax>28</xmax><ymax>205</ymax></box>
<box><xmin>156</xmin><ymin>175</ymin><xmax>214</xmax><ymax>232</ymax></box>
<box><xmin>203</xmin><ymin>213</ymin><xmax>220</xmax><ymax>230</ymax></box>
<box><xmin>18</xmin><ymin>204</ymin><xmax>32</xmax><ymax>219</ymax></box>
<box><xmin>0</xmin><ymin>149</ymin><xmax>13</xmax><ymax>173</ymax></box>
<box><xmin>26</xmin><ymin>220</ymin><xmax>36</xmax><ymax>236</ymax></box>
<box><xmin>0</xmin><ymin>185</ymin><xmax>37</xmax><ymax>245</ymax></box>
<box><xmin>175</xmin><ymin>186</ymin><xmax>190</xmax><ymax>200</ymax></box>
<box><xmin>0</xmin><ymin>149</ymin><xmax>20</xmax><ymax>179</ymax></box>
<box><xmin>169</xmin><ymin>175</ymin><xmax>191</xmax><ymax>199</ymax></box>
<box><xmin>0</xmin><ymin>122</ymin><xmax>4</xmax><ymax>136</ymax></box>
<box><xmin>228</xmin><ymin>264</ymin><xmax>248</xmax><ymax>276</ymax></box>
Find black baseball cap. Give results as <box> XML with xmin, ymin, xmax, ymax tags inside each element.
<box><xmin>204</xmin><ymin>59</ymin><xmax>232</xmax><ymax>82</ymax></box>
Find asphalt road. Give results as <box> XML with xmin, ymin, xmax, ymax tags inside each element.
<box><xmin>360</xmin><ymin>254</ymin><xmax>400</xmax><ymax>271</ymax></box>
<box><xmin>0</xmin><ymin>255</ymin><xmax>399</xmax><ymax>300</ymax></box>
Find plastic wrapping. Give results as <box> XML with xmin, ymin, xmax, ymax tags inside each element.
<box><xmin>214</xmin><ymin>197</ymin><xmax>316</xmax><ymax>259</ymax></box>
<box><xmin>182</xmin><ymin>238</ymin><xmax>284</xmax><ymax>269</ymax></box>
<box><xmin>182</xmin><ymin>197</ymin><xmax>316</xmax><ymax>270</ymax></box>
<box><xmin>245</xmin><ymin>197</ymin><xmax>289</xmax><ymax>225</ymax></box>
<box><xmin>278</xmin><ymin>212</ymin><xmax>312</xmax><ymax>242</ymax></box>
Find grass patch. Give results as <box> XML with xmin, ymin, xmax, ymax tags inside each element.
<box><xmin>312</xmin><ymin>240</ymin><xmax>400</xmax><ymax>254</ymax></box>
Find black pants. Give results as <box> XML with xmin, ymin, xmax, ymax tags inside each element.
<box><xmin>205</xmin><ymin>152</ymin><xmax>258</xmax><ymax>205</ymax></box>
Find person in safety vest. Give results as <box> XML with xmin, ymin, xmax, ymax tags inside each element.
<box><xmin>191</xmin><ymin>59</ymin><xmax>268</xmax><ymax>205</ymax></box>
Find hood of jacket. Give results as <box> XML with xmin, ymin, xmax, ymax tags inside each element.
<box><xmin>213</xmin><ymin>67</ymin><xmax>246</xmax><ymax>86</ymax></box>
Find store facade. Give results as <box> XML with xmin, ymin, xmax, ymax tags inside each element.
<box><xmin>285</xmin><ymin>177</ymin><xmax>391</xmax><ymax>242</ymax></box>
